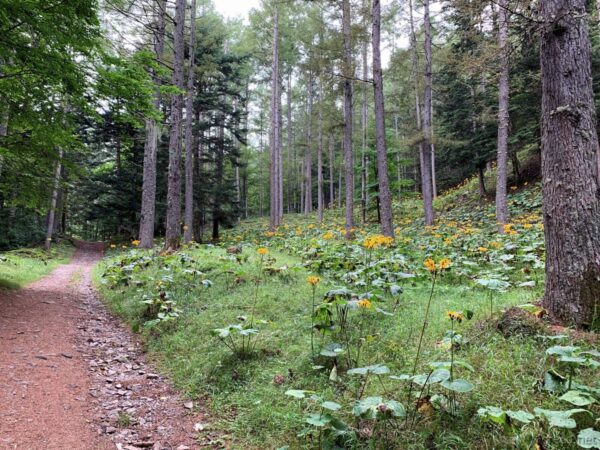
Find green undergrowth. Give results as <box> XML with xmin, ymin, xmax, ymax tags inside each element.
<box><xmin>0</xmin><ymin>242</ymin><xmax>75</xmax><ymax>289</ymax></box>
<box><xmin>93</xmin><ymin>182</ymin><xmax>598</xmax><ymax>449</ymax></box>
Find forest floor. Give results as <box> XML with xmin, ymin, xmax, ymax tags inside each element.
<box><xmin>0</xmin><ymin>243</ymin><xmax>216</xmax><ymax>450</ymax></box>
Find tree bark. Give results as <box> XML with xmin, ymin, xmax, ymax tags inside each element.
<box><xmin>329</xmin><ymin>132</ymin><xmax>335</xmax><ymax>208</ymax></box>
<box><xmin>342</xmin><ymin>0</ymin><xmax>354</xmax><ymax>238</ymax></box>
<box><xmin>183</xmin><ymin>0</ymin><xmax>197</xmax><ymax>243</ymax></box>
<box><xmin>286</xmin><ymin>70</ymin><xmax>293</xmax><ymax>214</ymax></box>
<box><xmin>420</xmin><ymin>0</ymin><xmax>435</xmax><ymax>226</ymax></box>
<box><xmin>540</xmin><ymin>0</ymin><xmax>600</xmax><ymax>329</ymax></box>
<box><xmin>139</xmin><ymin>0</ymin><xmax>166</xmax><ymax>249</ymax></box>
<box><xmin>495</xmin><ymin>0</ymin><xmax>510</xmax><ymax>233</ymax></box>
<box><xmin>304</xmin><ymin>74</ymin><xmax>314</xmax><ymax>215</ymax></box>
<box><xmin>164</xmin><ymin>0</ymin><xmax>186</xmax><ymax>251</ymax></box>
<box><xmin>45</xmin><ymin>148</ymin><xmax>63</xmax><ymax>250</ymax></box>
<box><xmin>269</xmin><ymin>6</ymin><xmax>281</xmax><ymax>228</ymax></box>
<box><xmin>372</xmin><ymin>0</ymin><xmax>394</xmax><ymax>237</ymax></box>
<box><xmin>360</xmin><ymin>10</ymin><xmax>368</xmax><ymax>226</ymax></box>
<box><xmin>317</xmin><ymin>83</ymin><xmax>324</xmax><ymax>223</ymax></box>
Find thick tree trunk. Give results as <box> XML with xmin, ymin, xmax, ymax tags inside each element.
<box><xmin>164</xmin><ymin>0</ymin><xmax>186</xmax><ymax>251</ymax></box>
<box><xmin>478</xmin><ymin>165</ymin><xmax>487</xmax><ymax>199</ymax></box>
<box><xmin>183</xmin><ymin>0</ymin><xmax>197</xmax><ymax>243</ymax></box>
<box><xmin>45</xmin><ymin>148</ymin><xmax>63</xmax><ymax>250</ymax></box>
<box><xmin>372</xmin><ymin>0</ymin><xmax>394</xmax><ymax>237</ymax></box>
<box><xmin>342</xmin><ymin>0</ymin><xmax>354</xmax><ymax>238</ymax></box>
<box><xmin>139</xmin><ymin>0</ymin><xmax>166</xmax><ymax>249</ymax></box>
<box><xmin>495</xmin><ymin>0</ymin><xmax>510</xmax><ymax>233</ymax></box>
<box><xmin>540</xmin><ymin>0</ymin><xmax>600</xmax><ymax>329</ymax></box>
<box><xmin>420</xmin><ymin>0</ymin><xmax>435</xmax><ymax>226</ymax></box>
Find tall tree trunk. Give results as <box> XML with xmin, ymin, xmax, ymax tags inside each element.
<box><xmin>408</xmin><ymin>0</ymin><xmax>422</xmax><ymax>197</ymax></box>
<box><xmin>372</xmin><ymin>0</ymin><xmax>394</xmax><ymax>237</ymax></box>
<box><xmin>495</xmin><ymin>0</ymin><xmax>510</xmax><ymax>233</ymax></box>
<box><xmin>304</xmin><ymin>74</ymin><xmax>314</xmax><ymax>215</ymax></box>
<box><xmin>287</xmin><ymin>70</ymin><xmax>293</xmax><ymax>214</ymax></box>
<box><xmin>164</xmin><ymin>0</ymin><xmax>186</xmax><ymax>251</ymax></box>
<box><xmin>45</xmin><ymin>148</ymin><xmax>63</xmax><ymax>250</ymax></box>
<box><xmin>540</xmin><ymin>0</ymin><xmax>600</xmax><ymax>329</ymax></box>
<box><xmin>329</xmin><ymin>133</ymin><xmax>335</xmax><ymax>208</ymax></box>
<box><xmin>183</xmin><ymin>0</ymin><xmax>197</xmax><ymax>243</ymax></box>
<box><xmin>317</xmin><ymin>84</ymin><xmax>324</xmax><ymax>223</ymax></box>
<box><xmin>269</xmin><ymin>6</ymin><xmax>281</xmax><ymax>228</ymax></box>
<box><xmin>360</xmin><ymin>13</ymin><xmax>368</xmax><ymax>226</ymax></box>
<box><xmin>342</xmin><ymin>0</ymin><xmax>354</xmax><ymax>238</ymax></box>
<box><xmin>420</xmin><ymin>0</ymin><xmax>435</xmax><ymax>226</ymax></box>
<box><xmin>139</xmin><ymin>0</ymin><xmax>166</xmax><ymax>249</ymax></box>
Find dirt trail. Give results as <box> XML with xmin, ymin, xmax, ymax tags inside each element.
<box><xmin>0</xmin><ymin>243</ymin><xmax>216</xmax><ymax>450</ymax></box>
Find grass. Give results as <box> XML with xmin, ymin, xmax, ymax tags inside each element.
<box><xmin>0</xmin><ymin>242</ymin><xmax>75</xmax><ymax>289</ymax></box>
<box><xmin>93</xmin><ymin>242</ymin><xmax>598</xmax><ymax>449</ymax></box>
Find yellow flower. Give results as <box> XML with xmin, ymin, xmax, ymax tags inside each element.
<box><xmin>323</xmin><ymin>231</ymin><xmax>334</xmax><ymax>240</ymax></box>
<box><xmin>357</xmin><ymin>299</ymin><xmax>372</xmax><ymax>309</ymax></box>
<box><xmin>438</xmin><ymin>258</ymin><xmax>451</xmax><ymax>270</ymax></box>
<box><xmin>307</xmin><ymin>276</ymin><xmax>320</xmax><ymax>286</ymax></box>
<box><xmin>257</xmin><ymin>247</ymin><xmax>269</xmax><ymax>255</ymax></box>
<box><xmin>523</xmin><ymin>223</ymin><xmax>532</xmax><ymax>230</ymax></box>
<box><xmin>131</xmin><ymin>240</ymin><xmax>141</xmax><ymax>247</ymax></box>
<box><xmin>446</xmin><ymin>310</ymin><xmax>464</xmax><ymax>322</ymax></box>
<box><xmin>478</xmin><ymin>247</ymin><xmax>488</xmax><ymax>253</ymax></box>
<box><xmin>110</xmin><ymin>244</ymin><xmax>116</xmax><ymax>249</ymax></box>
<box><xmin>363</xmin><ymin>234</ymin><xmax>394</xmax><ymax>250</ymax></box>
<box><xmin>424</xmin><ymin>258</ymin><xmax>436</xmax><ymax>272</ymax></box>
<box><xmin>264</xmin><ymin>231</ymin><xmax>276</xmax><ymax>238</ymax></box>
<box><xmin>490</xmin><ymin>241</ymin><xmax>502</xmax><ymax>249</ymax></box>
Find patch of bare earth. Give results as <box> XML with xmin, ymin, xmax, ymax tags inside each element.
<box><xmin>0</xmin><ymin>243</ymin><xmax>224</xmax><ymax>450</ymax></box>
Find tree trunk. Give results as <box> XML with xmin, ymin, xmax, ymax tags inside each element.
<box><xmin>45</xmin><ymin>148</ymin><xmax>63</xmax><ymax>250</ymax></box>
<box><xmin>329</xmin><ymin>132</ymin><xmax>335</xmax><ymax>208</ymax></box>
<box><xmin>317</xmin><ymin>84</ymin><xmax>324</xmax><ymax>223</ymax></box>
<box><xmin>420</xmin><ymin>0</ymin><xmax>435</xmax><ymax>226</ymax></box>
<box><xmin>372</xmin><ymin>0</ymin><xmax>394</xmax><ymax>237</ymax></box>
<box><xmin>304</xmin><ymin>74</ymin><xmax>314</xmax><ymax>215</ymax></box>
<box><xmin>287</xmin><ymin>70</ymin><xmax>293</xmax><ymax>214</ymax></box>
<box><xmin>139</xmin><ymin>0</ymin><xmax>166</xmax><ymax>249</ymax></box>
<box><xmin>360</xmin><ymin>15</ymin><xmax>368</xmax><ymax>226</ymax></box>
<box><xmin>183</xmin><ymin>0</ymin><xmax>197</xmax><ymax>243</ymax></box>
<box><xmin>342</xmin><ymin>0</ymin><xmax>354</xmax><ymax>238</ymax></box>
<box><xmin>540</xmin><ymin>0</ymin><xmax>600</xmax><ymax>329</ymax></box>
<box><xmin>478</xmin><ymin>165</ymin><xmax>487</xmax><ymax>199</ymax></box>
<box><xmin>495</xmin><ymin>0</ymin><xmax>510</xmax><ymax>233</ymax></box>
<box><xmin>269</xmin><ymin>6</ymin><xmax>281</xmax><ymax>229</ymax></box>
<box><xmin>164</xmin><ymin>0</ymin><xmax>186</xmax><ymax>251</ymax></box>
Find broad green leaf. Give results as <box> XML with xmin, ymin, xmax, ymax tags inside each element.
<box><xmin>578</xmin><ymin>428</ymin><xmax>600</xmax><ymax>449</ymax></box>
<box><xmin>321</xmin><ymin>401</ymin><xmax>342</xmax><ymax>411</ymax></box>
<box><xmin>441</xmin><ymin>379</ymin><xmax>474</xmax><ymax>393</ymax></box>
<box><xmin>559</xmin><ymin>390</ymin><xmax>596</xmax><ymax>407</ymax></box>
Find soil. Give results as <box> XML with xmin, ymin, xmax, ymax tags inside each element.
<box><xmin>0</xmin><ymin>243</ymin><xmax>222</xmax><ymax>450</ymax></box>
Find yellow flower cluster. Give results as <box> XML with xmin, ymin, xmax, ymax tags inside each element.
<box><xmin>357</xmin><ymin>299</ymin><xmax>372</xmax><ymax>309</ymax></box>
<box><xmin>478</xmin><ymin>246</ymin><xmax>488</xmax><ymax>253</ymax></box>
<box><xmin>257</xmin><ymin>247</ymin><xmax>269</xmax><ymax>255</ymax></box>
<box><xmin>424</xmin><ymin>257</ymin><xmax>452</xmax><ymax>272</ymax></box>
<box><xmin>264</xmin><ymin>231</ymin><xmax>276</xmax><ymax>238</ymax></box>
<box><xmin>503</xmin><ymin>223</ymin><xmax>518</xmax><ymax>235</ymax></box>
<box><xmin>307</xmin><ymin>276</ymin><xmax>320</xmax><ymax>286</ymax></box>
<box><xmin>131</xmin><ymin>240</ymin><xmax>141</xmax><ymax>247</ymax></box>
<box><xmin>363</xmin><ymin>234</ymin><xmax>394</xmax><ymax>250</ymax></box>
<box><xmin>446</xmin><ymin>310</ymin><xmax>464</xmax><ymax>322</ymax></box>
<box><xmin>323</xmin><ymin>231</ymin><xmax>334</xmax><ymax>240</ymax></box>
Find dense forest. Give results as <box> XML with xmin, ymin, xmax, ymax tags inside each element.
<box><xmin>1</xmin><ymin>0</ymin><xmax>599</xmax><ymax>449</ymax></box>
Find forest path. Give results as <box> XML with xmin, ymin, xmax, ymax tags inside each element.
<box><xmin>0</xmin><ymin>243</ymin><xmax>213</xmax><ymax>450</ymax></box>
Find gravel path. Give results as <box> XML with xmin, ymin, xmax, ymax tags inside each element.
<box><xmin>0</xmin><ymin>243</ymin><xmax>220</xmax><ymax>450</ymax></box>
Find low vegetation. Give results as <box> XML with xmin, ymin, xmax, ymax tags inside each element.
<box><xmin>95</xmin><ymin>185</ymin><xmax>599</xmax><ymax>449</ymax></box>
<box><xmin>0</xmin><ymin>242</ymin><xmax>75</xmax><ymax>289</ymax></box>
